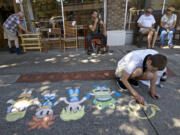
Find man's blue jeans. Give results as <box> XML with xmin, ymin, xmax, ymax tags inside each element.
<box><xmin>160</xmin><ymin>28</ymin><xmax>175</xmax><ymax>46</ymax></box>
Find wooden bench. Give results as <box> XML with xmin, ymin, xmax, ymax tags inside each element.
<box><xmin>20</xmin><ymin>33</ymin><xmax>43</xmax><ymax>52</ymax></box>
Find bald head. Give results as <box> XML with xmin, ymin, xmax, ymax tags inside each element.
<box><xmin>18</xmin><ymin>12</ymin><xmax>24</xmax><ymax>18</ymax></box>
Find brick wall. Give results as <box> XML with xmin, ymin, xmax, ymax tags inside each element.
<box><xmin>107</xmin><ymin>0</ymin><xmax>125</xmax><ymax>30</ymax></box>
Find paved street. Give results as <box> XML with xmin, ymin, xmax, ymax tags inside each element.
<box><xmin>0</xmin><ymin>45</ymin><xmax>180</xmax><ymax>135</ymax></box>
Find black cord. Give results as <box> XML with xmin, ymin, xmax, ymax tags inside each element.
<box><xmin>141</xmin><ymin>108</ymin><xmax>160</xmax><ymax>135</ymax></box>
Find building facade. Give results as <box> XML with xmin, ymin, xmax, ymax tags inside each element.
<box><xmin>22</xmin><ymin>0</ymin><xmax>127</xmax><ymax>46</ymax></box>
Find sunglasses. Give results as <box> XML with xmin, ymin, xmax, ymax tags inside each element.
<box><xmin>146</xmin><ymin>11</ymin><xmax>152</xmax><ymax>14</ymax></box>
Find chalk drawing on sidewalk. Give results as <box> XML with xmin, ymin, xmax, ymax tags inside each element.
<box><xmin>6</xmin><ymin>90</ymin><xmax>39</xmax><ymax>122</ymax></box>
<box><xmin>60</xmin><ymin>88</ymin><xmax>88</xmax><ymax>121</ymax></box>
<box><xmin>27</xmin><ymin>93</ymin><xmax>60</xmax><ymax>130</ymax></box>
<box><xmin>87</xmin><ymin>85</ymin><xmax>121</xmax><ymax>110</ymax></box>
<box><xmin>122</xmin><ymin>99</ymin><xmax>160</xmax><ymax>119</ymax></box>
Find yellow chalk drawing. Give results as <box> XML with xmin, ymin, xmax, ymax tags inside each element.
<box><xmin>122</xmin><ymin>100</ymin><xmax>160</xmax><ymax>119</ymax></box>
<box><xmin>6</xmin><ymin>90</ymin><xmax>40</xmax><ymax>122</ymax></box>
<box><xmin>60</xmin><ymin>106</ymin><xmax>85</xmax><ymax>121</ymax></box>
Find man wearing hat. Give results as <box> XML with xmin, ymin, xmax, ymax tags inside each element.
<box><xmin>160</xmin><ymin>7</ymin><xmax>177</xmax><ymax>49</ymax></box>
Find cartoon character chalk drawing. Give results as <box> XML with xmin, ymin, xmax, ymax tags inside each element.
<box><xmin>122</xmin><ymin>99</ymin><xmax>160</xmax><ymax>120</ymax></box>
<box><xmin>6</xmin><ymin>90</ymin><xmax>39</xmax><ymax>122</ymax></box>
<box><xmin>86</xmin><ymin>85</ymin><xmax>121</xmax><ymax>110</ymax></box>
<box><xmin>60</xmin><ymin>88</ymin><xmax>88</xmax><ymax>121</ymax></box>
<box><xmin>27</xmin><ymin>93</ymin><xmax>60</xmax><ymax>130</ymax></box>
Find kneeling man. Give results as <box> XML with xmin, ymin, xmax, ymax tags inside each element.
<box><xmin>115</xmin><ymin>49</ymin><xmax>167</xmax><ymax>104</ymax></box>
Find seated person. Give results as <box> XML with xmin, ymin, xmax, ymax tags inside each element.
<box><xmin>160</xmin><ymin>7</ymin><xmax>177</xmax><ymax>49</ymax></box>
<box><xmin>87</xmin><ymin>10</ymin><xmax>107</xmax><ymax>55</ymax></box>
<box><xmin>115</xmin><ymin>49</ymin><xmax>167</xmax><ymax>105</ymax></box>
<box><xmin>137</xmin><ymin>7</ymin><xmax>158</xmax><ymax>49</ymax></box>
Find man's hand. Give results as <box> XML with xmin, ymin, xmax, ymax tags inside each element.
<box><xmin>148</xmin><ymin>27</ymin><xmax>153</xmax><ymax>31</ymax></box>
<box><xmin>135</xmin><ymin>94</ymin><xmax>145</xmax><ymax>105</ymax></box>
<box><xmin>95</xmin><ymin>18</ymin><xmax>98</xmax><ymax>23</ymax></box>
<box><xmin>148</xmin><ymin>27</ymin><xmax>155</xmax><ymax>31</ymax></box>
<box><xmin>103</xmin><ymin>31</ymin><xmax>107</xmax><ymax>37</ymax></box>
<box><xmin>26</xmin><ymin>31</ymin><xmax>32</xmax><ymax>34</ymax></box>
<box><xmin>100</xmin><ymin>20</ymin><xmax>104</xmax><ymax>25</ymax></box>
<box><xmin>100</xmin><ymin>20</ymin><xmax>107</xmax><ymax>36</ymax></box>
<box><xmin>122</xmin><ymin>71</ymin><xmax>145</xmax><ymax>104</ymax></box>
<box><xmin>149</xmin><ymin>91</ymin><xmax>160</xmax><ymax>99</ymax></box>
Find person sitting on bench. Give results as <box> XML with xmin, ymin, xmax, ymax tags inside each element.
<box><xmin>87</xmin><ymin>10</ymin><xmax>107</xmax><ymax>55</ymax></box>
<box><xmin>160</xmin><ymin>7</ymin><xmax>177</xmax><ymax>49</ymax></box>
<box><xmin>137</xmin><ymin>7</ymin><xmax>158</xmax><ymax>49</ymax></box>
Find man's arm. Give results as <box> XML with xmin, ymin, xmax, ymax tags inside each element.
<box><xmin>18</xmin><ymin>24</ymin><xmax>27</xmax><ymax>33</ymax></box>
<box><xmin>138</xmin><ymin>23</ymin><xmax>152</xmax><ymax>29</ymax></box>
<box><xmin>121</xmin><ymin>71</ymin><xmax>145</xmax><ymax>104</ymax></box>
<box><xmin>149</xmin><ymin>72</ymin><xmax>160</xmax><ymax>99</ymax></box>
<box><xmin>152</xmin><ymin>24</ymin><xmax>155</xmax><ymax>28</ymax></box>
<box><xmin>100</xmin><ymin>20</ymin><xmax>107</xmax><ymax>36</ymax></box>
<box><xmin>89</xmin><ymin>18</ymin><xmax>98</xmax><ymax>32</ymax></box>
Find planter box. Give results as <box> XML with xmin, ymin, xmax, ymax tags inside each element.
<box><xmin>125</xmin><ymin>30</ymin><xmax>134</xmax><ymax>45</ymax></box>
<box><xmin>107</xmin><ymin>30</ymin><xmax>126</xmax><ymax>46</ymax></box>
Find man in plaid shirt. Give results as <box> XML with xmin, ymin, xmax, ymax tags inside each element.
<box><xmin>3</xmin><ymin>12</ymin><xmax>27</xmax><ymax>54</ymax></box>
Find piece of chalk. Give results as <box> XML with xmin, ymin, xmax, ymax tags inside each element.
<box><xmin>144</xmin><ymin>101</ymin><xmax>148</xmax><ymax>106</ymax></box>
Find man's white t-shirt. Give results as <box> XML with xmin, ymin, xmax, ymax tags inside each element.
<box><xmin>137</xmin><ymin>14</ymin><xmax>156</xmax><ymax>31</ymax></box>
<box><xmin>117</xmin><ymin>49</ymin><xmax>158</xmax><ymax>75</ymax></box>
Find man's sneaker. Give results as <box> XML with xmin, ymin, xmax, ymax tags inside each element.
<box><xmin>87</xmin><ymin>51</ymin><xmax>91</xmax><ymax>55</ymax></box>
<box><xmin>16</xmin><ymin>48</ymin><xmax>24</xmax><ymax>55</ymax></box>
<box><xmin>160</xmin><ymin>72</ymin><xmax>167</xmax><ymax>82</ymax></box>
<box><xmin>87</xmin><ymin>49</ymin><xmax>93</xmax><ymax>55</ymax></box>
<box><xmin>9</xmin><ymin>48</ymin><xmax>14</xmax><ymax>54</ymax></box>
<box><xmin>128</xmin><ymin>79</ymin><xmax>139</xmax><ymax>88</ymax></box>
<box><xmin>116</xmin><ymin>78</ymin><xmax>139</xmax><ymax>90</ymax></box>
<box><xmin>116</xmin><ymin>78</ymin><xmax>127</xmax><ymax>90</ymax></box>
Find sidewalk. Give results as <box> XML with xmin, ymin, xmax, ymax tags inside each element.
<box><xmin>0</xmin><ymin>45</ymin><xmax>180</xmax><ymax>135</ymax></box>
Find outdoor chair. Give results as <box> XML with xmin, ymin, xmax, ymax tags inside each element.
<box><xmin>91</xmin><ymin>38</ymin><xmax>103</xmax><ymax>53</ymax></box>
<box><xmin>47</xmin><ymin>28</ymin><xmax>62</xmax><ymax>51</ymax></box>
<box><xmin>60</xmin><ymin>21</ymin><xmax>78</xmax><ymax>52</ymax></box>
<box><xmin>20</xmin><ymin>33</ymin><xmax>43</xmax><ymax>52</ymax></box>
<box><xmin>174</xmin><ymin>13</ymin><xmax>180</xmax><ymax>44</ymax></box>
<box><xmin>83</xmin><ymin>25</ymin><xmax>104</xmax><ymax>52</ymax></box>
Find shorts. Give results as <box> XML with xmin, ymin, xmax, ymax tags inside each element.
<box><xmin>115</xmin><ymin>65</ymin><xmax>126</xmax><ymax>78</ymax></box>
<box><xmin>4</xmin><ymin>29</ymin><xmax>18</xmax><ymax>41</ymax></box>
<box><xmin>140</xmin><ymin>28</ymin><xmax>155</xmax><ymax>34</ymax></box>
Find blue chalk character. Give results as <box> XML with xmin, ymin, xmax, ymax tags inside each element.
<box><xmin>42</xmin><ymin>94</ymin><xmax>56</xmax><ymax>107</ymax></box>
<box><xmin>68</xmin><ymin>88</ymin><xmax>80</xmax><ymax>102</ymax></box>
<box><xmin>60</xmin><ymin>88</ymin><xmax>87</xmax><ymax>113</ymax></box>
<box><xmin>36</xmin><ymin>93</ymin><xmax>60</xmax><ymax>119</ymax></box>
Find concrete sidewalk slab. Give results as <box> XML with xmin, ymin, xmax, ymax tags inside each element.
<box><xmin>0</xmin><ymin>45</ymin><xmax>180</xmax><ymax>135</ymax></box>
<box><xmin>0</xmin><ymin>75</ymin><xmax>20</xmax><ymax>84</ymax></box>
<box><xmin>0</xmin><ymin>80</ymin><xmax>159</xmax><ymax>135</ymax></box>
<box><xmin>0</xmin><ymin>48</ymin><xmax>121</xmax><ymax>75</ymax></box>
